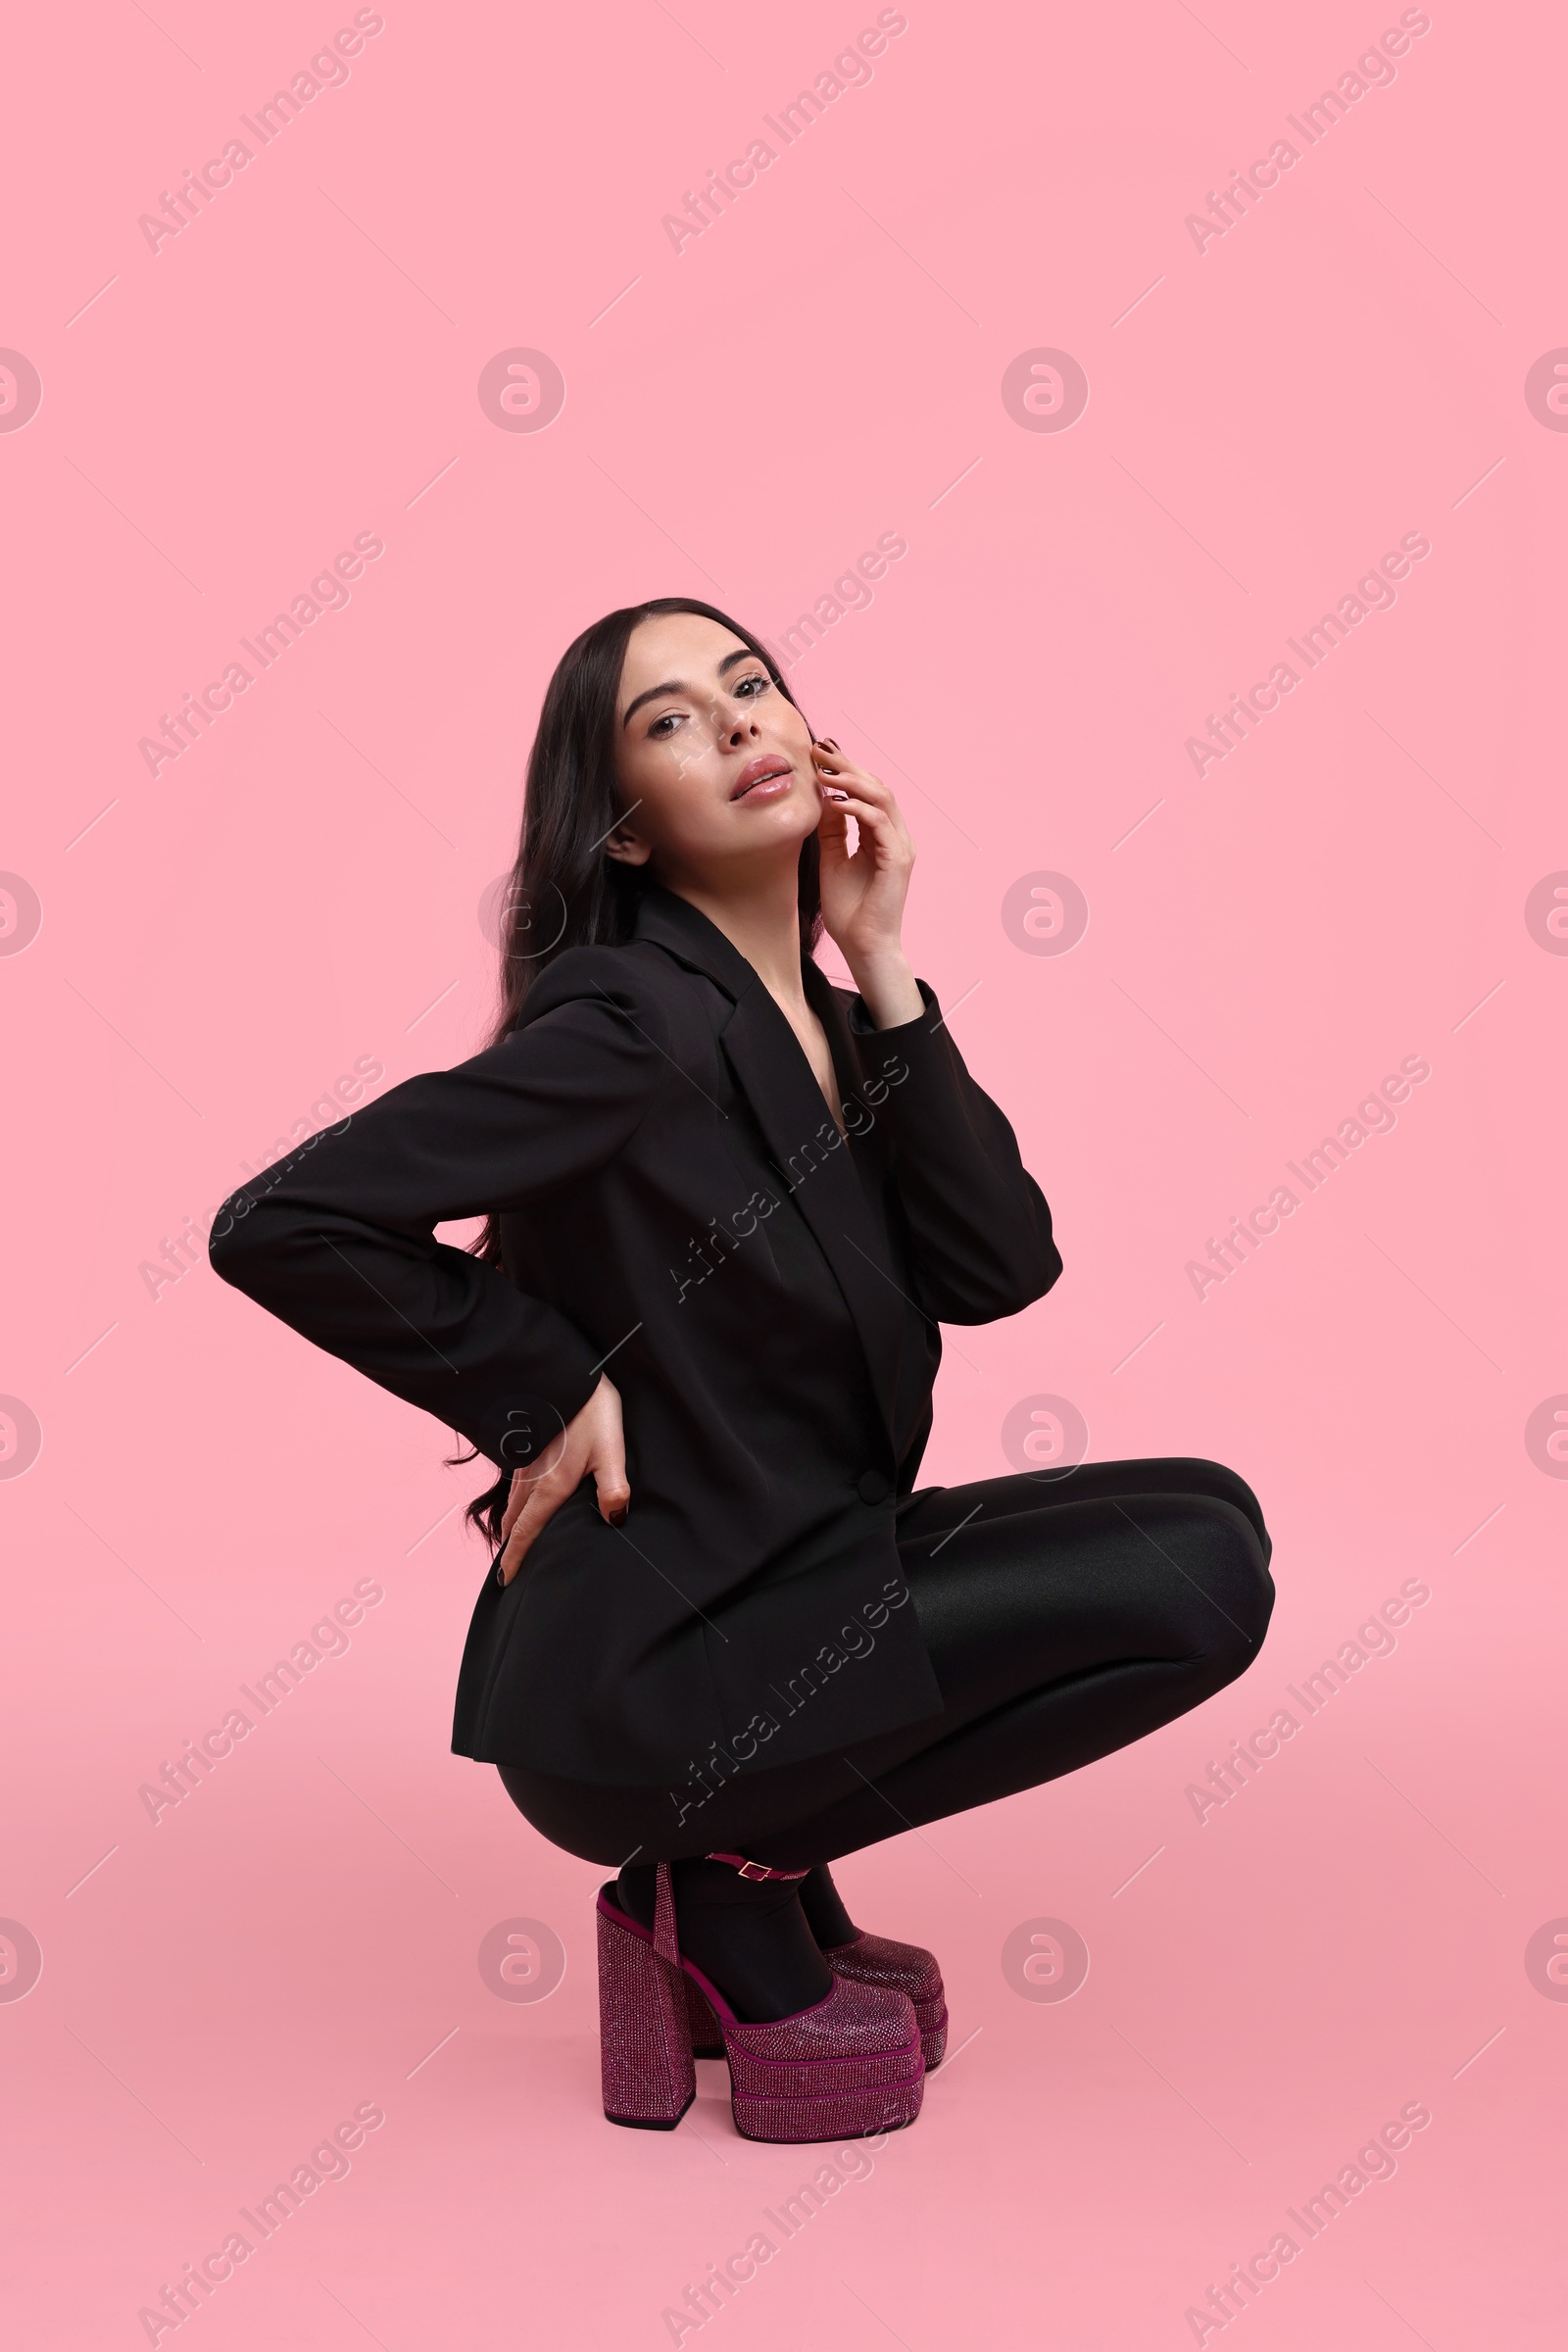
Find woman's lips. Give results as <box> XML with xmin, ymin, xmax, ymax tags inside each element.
<box><xmin>729</xmin><ymin>756</ymin><xmax>793</xmax><ymax>802</ymax></box>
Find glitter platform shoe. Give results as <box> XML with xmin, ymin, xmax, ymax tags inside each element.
<box><xmin>819</xmin><ymin>1932</ymin><xmax>948</xmax><ymax>2071</ymax></box>
<box><xmin>683</xmin><ymin>1919</ymin><xmax>948</xmax><ymax>2073</ymax></box>
<box><xmin>597</xmin><ymin>1856</ymin><xmax>925</xmax><ymax>2144</ymax></box>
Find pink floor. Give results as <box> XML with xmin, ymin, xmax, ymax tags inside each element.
<box><xmin>5</xmin><ymin>0</ymin><xmax>1564</xmax><ymax>2343</ymax></box>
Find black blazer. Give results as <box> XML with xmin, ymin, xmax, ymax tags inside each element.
<box><xmin>209</xmin><ymin>886</ymin><xmax>1061</xmax><ymax>1788</ymax></box>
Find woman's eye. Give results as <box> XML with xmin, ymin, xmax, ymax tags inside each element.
<box><xmin>736</xmin><ymin>671</ymin><xmax>769</xmax><ymax>699</ymax></box>
<box><xmin>648</xmin><ymin>710</ymin><xmax>681</xmax><ymax>737</ymax></box>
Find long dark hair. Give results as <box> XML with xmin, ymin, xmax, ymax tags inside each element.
<box><xmin>452</xmin><ymin>596</ymin><xmax>820</xmax><ymax>1544</ymax></box>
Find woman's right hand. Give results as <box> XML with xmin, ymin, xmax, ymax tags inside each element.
<box><xmin>494</xmin><ymin>1373</ymin><xmax>630</xmax><ymax>1588</ymax></box>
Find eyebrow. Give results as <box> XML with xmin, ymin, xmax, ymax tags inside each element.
<box><xmin>620</xmin><ymin>646</ymin><xmax>758</xmax><ymax>729</ymax></box>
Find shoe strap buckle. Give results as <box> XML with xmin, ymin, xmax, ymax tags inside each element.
<box><xmin>706</xmin><ymin>1849</ymin><xmax>808</xmax><ymax>1883</ymax></box>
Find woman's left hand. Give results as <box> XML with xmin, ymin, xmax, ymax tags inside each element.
<box><xmin>811</xmin><ymin>741</ymin><xmax>923</xmax><ymax>1027</ymax></box>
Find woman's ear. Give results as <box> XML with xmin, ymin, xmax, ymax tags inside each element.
<box><xmin>603</xmin><ymin>819</ymin><xmax>653</xmax><ymax>868</ymax></box>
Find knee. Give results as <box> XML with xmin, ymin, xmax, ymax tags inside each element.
<box><xmin>1151</xmin><ymin>1496</ymin><xmax>1273</xmax><ymax>1692</ymax></box>
<box><xmin>1190</xmin><ymin>1459</ymin><xmax>1272</xmax><ymax>1568</ymax></box>
<box><xmin>1202</xmin><ymin>1502</ymin><xmax>1275</xmax><ymax>1685</ymax></box>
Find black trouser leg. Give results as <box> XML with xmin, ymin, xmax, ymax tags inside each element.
<box><xmin>496</xmin><ymin>1459</ymin><xmax>1274</xmax><ymax>1879</ymax></box>
<box><xmin>747</xmin><ymin>1461</ymin><xmax>1275</xmax><ymax>1868</ymax></box>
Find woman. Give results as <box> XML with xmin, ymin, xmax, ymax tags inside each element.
<box><xmin>210</xmin><ymin>597</ymin><xmax>1273</xmax><ymax>2145</ymax></box>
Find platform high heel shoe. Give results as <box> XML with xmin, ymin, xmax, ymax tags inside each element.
<box><xmin>596</xmin><ymin>1854</ymin><xmax>925</xmax><ymax>2143</ymax></box>
<box><xmin>680</xmin><ymin>1859</ymin><xmax>948</xmax><ymax>2073</ymax></box>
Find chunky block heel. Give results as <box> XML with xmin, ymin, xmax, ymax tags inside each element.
<box><xmin>597</xmin><ymin>1889</ymin><xmax>695</xmax><ymax>2129</ymax></box>
<box><xmin>596</xmin><ymin>1862</ymin><xmax>925</xmax><ymax>2145</ymax></box>
<box><xmin>683</xmin><ymin>1967</ymin><xmax>724</xmax><ymax>2059</ymax></box>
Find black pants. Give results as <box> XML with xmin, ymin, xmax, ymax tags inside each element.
<box><xmin>497</xmin><ymin>1457</ymin><xmax>1273</xmax><ymax>1871</ymax></box>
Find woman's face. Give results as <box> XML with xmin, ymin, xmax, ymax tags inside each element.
<box><xmin>607</xmin><ymin>611</ymin><xmax>820</xmax><ymax>884</ymax></box>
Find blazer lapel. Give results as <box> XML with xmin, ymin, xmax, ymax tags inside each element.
<box><xmin>632</xmin><ymin>888</ymin><xmax>906</xmax><ymax>1453</ymax></box>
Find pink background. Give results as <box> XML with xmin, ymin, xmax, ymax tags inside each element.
<box><xmin>3</xmin><ymin>1</ymin><xmax>1564</xmax><ymax>2343</ymax></box>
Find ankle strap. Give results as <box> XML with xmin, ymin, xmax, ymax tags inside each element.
<box><xmin>653</xmin><ymin>1861</ymin><xmax>679</xmax><ymax>1967</ymax></box>
<box><xmin>706</xmin><ymin>1850</ymin><xmax>809</xmax><ymax>1882</ymax></box>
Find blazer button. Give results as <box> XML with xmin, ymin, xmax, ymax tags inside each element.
<box><xmin>856</xmin><ymin>1469</ymin><xmax>891</xmax><ymax>1505</ymax></box>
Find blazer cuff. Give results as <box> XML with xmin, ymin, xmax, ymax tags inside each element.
<box><xmin>471</xmin><ymin>1340</ymin><xmax>605</xmax><ymax>1477</ymax></box>
<box><xmin>845</xmin><ymin>973</ymin><xmax>937</xmax><ymax>1028</ymax></box>
<box><xmin>845</xmin><ymin>978</ymin><xmax>956</xmax><ymax>1083</ymax></box>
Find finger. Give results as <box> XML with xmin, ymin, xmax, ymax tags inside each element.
<box><xmin>496</xmin><ymin>1522</ymin><xmax>535</xmax><ymax>1587</ymax></box>
<box><xmin>527</xmin><ymin>1426</ymin><xmax>571</xmax><ymax>1482</ymax></box>
<box><xmin>813</xmin><ymin>762</ymin><xmax>883</xmax><ymax>810</ymax></box>
<box><xmin>495</xmin><ymin>1479</ymin><xmax>564</xmax><ymax>1585</ymax></box>
<box><xmin>595</xmin><ymin>1470</ymin><xmax>631</xmax><ymax>1527</ymax></box>
<box><xmin>501</xmin><ymin>1464</ymin><xmax>554</xmax><ymax>1542</ymax></box>
<box><xmin>591</xmin><ymin>1437</ymin><xmax>631</xmax><ymax>1528</ymax></box>
<box><xmin>812</xmin><ymin>746</ymin><xmax>888</xmax><ymax>794</ymax></box>
<box><xmin>819</xmin><ymin>791</ymin><xmax>907</xmax><ymax>851</ymax></box>
<box><xmin>817</xmin><ymin>769</ymin><xmax>894</xmax><ymax>817</ymax></box>
<box><xmin>816</xmin><ymin>791</ymin><xmax>881</xmax><ymax>837</ymax></box>
<box><xmin>499</xmin><ymin>1469</ymin><xmax>531</xmax><ymax>1542</ymax></box>
<box><xmin>815</xmin><ymin>808</ymin><xmax>861</xmax><ymax>858</ymax></box>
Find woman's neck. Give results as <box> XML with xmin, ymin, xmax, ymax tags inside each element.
<box><xmin>657</xmin><ymin>863</ymin><xmax>807</xmax><ymax>1008</ymax></box>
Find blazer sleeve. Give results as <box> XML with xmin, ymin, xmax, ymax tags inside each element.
<box><xmin>208</xmin><ymin>961</ymin><xmax>667</xmax><ymax>1473</ymax></box>
<box><xmin>845</xmin><ymin>979</ymin><xmax>1062</xmax><ymax>1324</ymax></box>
